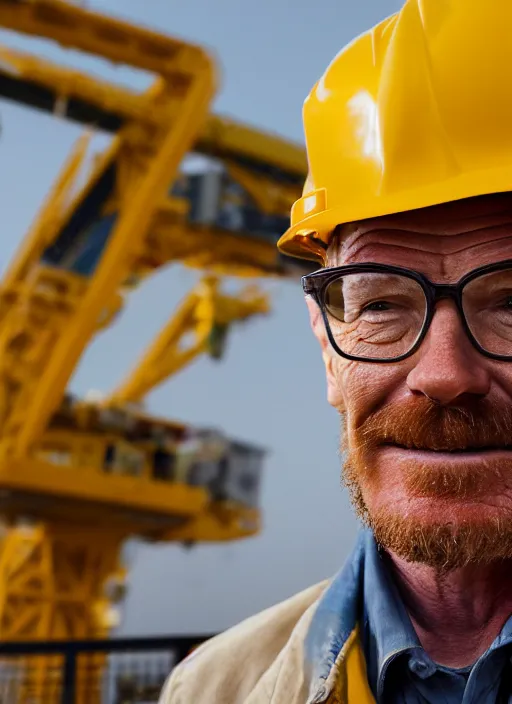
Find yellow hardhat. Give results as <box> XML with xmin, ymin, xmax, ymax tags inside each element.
<box><xmin>278</xmin><ymin>0</ymin><xmax>512</xmax><ymax>264</ymax></box>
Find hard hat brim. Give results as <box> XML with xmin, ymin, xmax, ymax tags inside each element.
<box><xmin>278</xmin><ymin>168</ymin><xmax>512</xmax><ymax>265</ymax></box>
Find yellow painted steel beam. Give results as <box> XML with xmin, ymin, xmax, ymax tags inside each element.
<box><xmin>164</xmin><ymin>504</ymin><xmax>261</xmax><ymax>543</ymax></box>
<box><xmin>0</xmin><ymin>457</ymin><xmax>209</xmax><ymax>519</ymax></box>
<box><xmin>6</xmin><ymin>46</ymin><xmax>216</xmax><ymax>458</ymax></box>
<box><xmin>200</xmin><ymin>115</ymin><xmax>307</xmax><ymax>181</ymax></box>
<box><xmin>107</xmin><ymin>276</ymin><xmax>270</xmax><ymax>405</ymax></box>
<box><xmin>0</xmin><ymin>0</ymin><xmax>208</xmax><ymax>78</ymax></box>
<box><xmin>0</xmin><ymin>42</ymin><xmax>306</xmax><ymax>179</ymax></box>
<box><xmin>0</xmin><ymin>130</ymin><xmax>91</xmax><ymax>295</ymax></box>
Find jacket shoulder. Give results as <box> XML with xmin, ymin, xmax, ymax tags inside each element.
<box><xmin>159</xmin><ymin>580</ymin><xmax>329</xmax><ymax>704</ymax></box>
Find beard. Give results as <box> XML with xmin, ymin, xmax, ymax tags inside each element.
<box><xmin>341</xmin><ymin>396</ymin><xmax>512</xmax><ymax>571</ymax></box>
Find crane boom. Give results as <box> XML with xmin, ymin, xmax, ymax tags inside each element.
<box><xmin>0</xmin><ymin>0</ymin><xmax>224</xmax><ymax>459</ymax></box>
<box><xmin>0</xmin><ymin>79</ymin><xmax>216</xmax><ymax>460</ymax></box>
<box><xmin>0</xmin><ymin>0</ymin><xmax>202</xmax><ymax>77</ymax></box>
<box><xmin>0</xmin><ymin>42</ymin><xmax>306</xmax><ymax>181</ymax></box>
<box><xmin>0</xmin><ymin>16</ymin><xmax>309</xmax><ymax>458</ymax></box>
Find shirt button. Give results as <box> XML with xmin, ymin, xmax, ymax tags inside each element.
<box><xmin>409</xmin><ymin>657</ymin><xmax>436</xmax><ymax>679</ymax></box>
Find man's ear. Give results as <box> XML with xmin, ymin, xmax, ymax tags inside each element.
<box><xmin>305</xmin><ymin>296</ymin><xmax>345</xmax><ymax>410</ymax></box>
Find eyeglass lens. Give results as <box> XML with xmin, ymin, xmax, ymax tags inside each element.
<box><xmin>463</xmin><ymin>269</ymin><xmax>512</xmax><ymax>357</ymax></box>
<box><xmin>323</xmin><ymin>268</ymin><xmax>512</xmax><ymax>360</ymax></box>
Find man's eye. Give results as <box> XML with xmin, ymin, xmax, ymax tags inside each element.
<box><xmin>362</xmin><ymin>301</ymin><xmax>392</xmax><ymax>312</ymax></box>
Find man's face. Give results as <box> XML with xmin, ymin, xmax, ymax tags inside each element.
<box><xmin>309</xmin><ymin>193</ymin><xmax>512</xmax><ymax>570</ymax></box>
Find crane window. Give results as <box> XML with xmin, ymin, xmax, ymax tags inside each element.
<box><xmin>103</xmin><ymin>442</ymin><xmax>144</xmax><ymax>477</ymax></box>
<box><xmin>152</xmin><ymin>449</ymin><xmax>177</xmax><ymax>482</ymax></box>
<box><xmin>173</xmin><ymin>169</ymin><xmax>290</xmax><ymax>243</ymax></box>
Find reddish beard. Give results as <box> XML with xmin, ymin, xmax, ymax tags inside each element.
<box><xmin>341</xmin><ymin>396</ymin><xmax>512</xmax><ymax>571</ymax></box>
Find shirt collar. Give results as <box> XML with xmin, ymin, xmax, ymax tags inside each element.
<box><xmin>362</xmin><ymin>534</ymin><xmax>512</xmax><ymax>701</ymax></box>
<box><xmin>361</xmin><ymin>531</ymin><xmax>421</xmax><ymax>699</ymax></box>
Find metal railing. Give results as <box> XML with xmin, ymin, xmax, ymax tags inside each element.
<box><xmin>0</xmin><ymin>635</ymin><xmax>213</xmax><ymax>704</ymax></box>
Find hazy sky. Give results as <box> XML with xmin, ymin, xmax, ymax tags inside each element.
<box><xmin>0</xmin><ymin>0</ymin><xmax>403</xmax><ymax>635</ymax></box>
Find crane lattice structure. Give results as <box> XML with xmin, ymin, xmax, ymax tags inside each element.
<box><xmin>0</xmin><ymin>1</ymin><xmax>309</xmax><ymax>700</ymax></box>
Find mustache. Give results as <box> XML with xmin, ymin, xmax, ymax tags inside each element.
<box><xmin>355</xmin><ymin>396</ymin><xmax>512</xmax><ymax>452</ymax></box>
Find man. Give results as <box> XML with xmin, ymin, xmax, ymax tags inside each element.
<box><xmin>160</xmin><ymin>0</ymin><xmax>512</xmax><ymax>701</ymax></box>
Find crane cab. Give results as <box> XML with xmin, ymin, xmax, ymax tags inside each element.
<box><xmin>0</xmin><ymin>395</ymin><xmax>264</xmax><ymax>542</ymax></box>
<box><xmin>172</xmin><ymin>161</ymin><xmax>315</xmax><ymax>277</ymax></box>
<box><xmin>174</xmin><ymin>167</ymin><xmax>289</xmax><ymax>242</ymax></box>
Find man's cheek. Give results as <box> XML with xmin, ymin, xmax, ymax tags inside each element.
<box><xmin>343</xmin><ymin>363</ymin><xmax>409</xmax><ymax>425</ymax></box>
<box><xmin>331</xmin><ymin>359</ymin><xmax>360</xmax><ymax>413</ymax></box>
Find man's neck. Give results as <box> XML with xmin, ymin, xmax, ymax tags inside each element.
<box><xmin>387</xmin><ymin>552</ymin><xmax>512</xmax><ymax>668</ymax></box>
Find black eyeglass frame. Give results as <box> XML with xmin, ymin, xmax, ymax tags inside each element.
<box><xmin>302</xmin><ymin>259</ymin><xmax>512</xmax><ymax>363</ymax></box>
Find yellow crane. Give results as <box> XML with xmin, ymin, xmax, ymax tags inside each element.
<box><xmin>0</xmin><ymin>0</ymin><xmax>309</xmax><ymax>693</ymax></box>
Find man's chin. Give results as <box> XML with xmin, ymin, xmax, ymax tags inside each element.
<box><xmin>342</xmin><ymin>430</ymin><xmax>512</xmax><ymax>570</ymax></box>
<box><xmin>368</xmin><ymin>508</ymin><xmax>512</xmax><ymax>572</ymax></box>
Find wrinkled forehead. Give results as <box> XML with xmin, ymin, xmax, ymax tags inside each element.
<box><xmin>327</xmin><ymin>192</ymin><xmax>512</xmax><ymax>268</ymax></box>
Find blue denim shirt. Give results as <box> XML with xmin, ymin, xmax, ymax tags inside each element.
<box><xmin>361</xmin><ymin>531</ymin><xmax>512</xmax><ymax>703</ymax></box>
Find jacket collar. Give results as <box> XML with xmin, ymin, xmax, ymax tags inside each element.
<box><xmin>304</xmin><ymin>531</ymin><xmax>367</xmax><ymax>703</ymax></box>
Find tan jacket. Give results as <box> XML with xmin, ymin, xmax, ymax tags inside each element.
<box><xmin>158</xmin><ymin>573</ymin><xmax>376</xmax><ymax>704</ymax></box>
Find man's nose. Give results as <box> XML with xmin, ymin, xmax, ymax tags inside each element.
<box><xmin>406</xmin><ymin>300</ymin><xmax>491</xmax><ymax>405</ymax></box>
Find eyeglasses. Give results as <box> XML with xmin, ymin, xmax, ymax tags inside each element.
<box><xmin>302</xmin><ymin>260</ymin><xmax>512</xmax><ymax>363</ymax></box>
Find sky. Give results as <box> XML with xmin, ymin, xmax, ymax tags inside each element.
<box><xmin>0</xmin><ymin>0</ymin><xmax>403</xmax><ymax>635</ymax></box>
